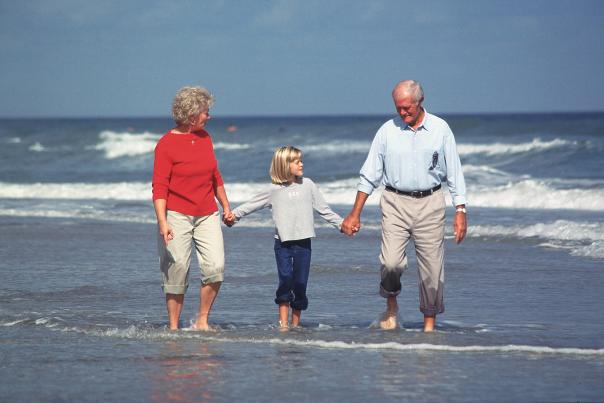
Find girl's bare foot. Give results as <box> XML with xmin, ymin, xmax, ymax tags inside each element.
<box><xmin>291</xmin><ymin>309</ymin><xmax>301</xmax><ymax>328</ymax></box>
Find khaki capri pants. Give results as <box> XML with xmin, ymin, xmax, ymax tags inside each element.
<box><xmin>379</xmin><ymin>188</ymin><xmax>446</xmax><ymax>316</ymax></box>
<box><xmin>158</xmin><ymin>210</ymin><xmax>225</xmax><ymax>294</ymax></box>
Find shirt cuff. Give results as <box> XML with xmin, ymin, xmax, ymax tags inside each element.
<box><xmin>357</xmin><ymin>182</ymin><xmax>375</xmax><ymax>195</ymax></box>
<box><xmin>452</xmin><ymin>196</ymin><xmax>467</xmax><ymax>207</ymax></box>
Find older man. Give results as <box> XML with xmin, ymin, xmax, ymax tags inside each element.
<box><xmin>342</xmin><ymin>80</ymin><xmax>467</xmax><ymax>332</ymax></box>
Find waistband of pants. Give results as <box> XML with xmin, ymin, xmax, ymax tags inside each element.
<box><xmin>385</xmin><ymin>184</ymin><xmax>441</xmax><ymax>198</ymax></box>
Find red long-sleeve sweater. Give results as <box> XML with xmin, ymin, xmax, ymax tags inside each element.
<box><xmin>152</xmin><ymin>130</ymin><xmax>224</xmax><ymax>216</ymax></box>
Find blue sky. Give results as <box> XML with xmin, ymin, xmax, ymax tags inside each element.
<box><xmin>1</xmin><ymin>0</ymin><xmax>603</xmax><ymax>117</ymax></box>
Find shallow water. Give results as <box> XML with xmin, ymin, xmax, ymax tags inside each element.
<box><xmin>1</xmin><ymin>217</ymin><xmax>603</xmax><ymax>401</ymax></box>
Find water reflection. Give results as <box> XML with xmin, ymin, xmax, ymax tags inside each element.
<box><xmin>150</xmin><ymin>341</ymin><xmax>224</xmax><ymax>402</ymax></box>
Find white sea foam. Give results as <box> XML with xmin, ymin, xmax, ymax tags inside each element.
<box><xmin>0</xmin><ymin>181</ymin><xmax>150</xmax><ymax>200</ymax></box>
<box><xmin>457</xmin><ymin>138</ymin><xmax>574</xmax><ymax>156</ymax></box>
<box><xmin>28</xmin><ymin>142</ymin><xmax>46</xmax><ymax>152</ymax></box>
<box><xmin>468</xmin><ymin>179</ymin><xmax>604</xmax><ymax>211</ymax></box>
<box><xmin>1</xmin><ymin>178</ymin><xmax>602</xmax><ymax>212</ymax></box>
<box><xmin>92</xmin><ymin>131</ymin><xmax>160</xmax><ymax>159</ymax></box>
<box><xmin>302</xmin><ymin>141</ymin><xmax>371</xmax><ymax>154</ymax></box>
<box><xmin>253</xmin><ymin>338</ymin><xmax>604</xmax><ymax>356</ymax></box>
<box><xmin>11</xmin><ymin>318</ymin><xmax>604</xmax><ymax>356</ymax></box>
<box><xmin>213</xmin><ymin>141</ymin><xmax>251</xmax><ymax>150</ymax></box>
<box><xmin>470</xmin><ymin>220</ymin><xmax>604</xmax><ymax>258</ymax></box>
<box><xmin>471</xmin><ymin>220</ymin><xmax>604</xmax><ymax>242</ymax></box>
<box><xmin>91</xmin><ymin>130</ymin><xmax>252</xmax><ymax>159</ymax></box>
<box><xmin>7</xmin><ymin>137</ymin><xmax>21</xmax><ymax>144</ymax></box>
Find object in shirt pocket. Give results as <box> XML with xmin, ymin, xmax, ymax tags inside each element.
<box><xmin>429</xmin><ymin>151</ymin><xmax>438</xmax><ymax>170</ymax></box>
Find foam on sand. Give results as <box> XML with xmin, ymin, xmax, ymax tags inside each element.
<box><xmin>5</xmin><ymin>316</ymin><xmax>603</xmax><ymax>357</ymax></box>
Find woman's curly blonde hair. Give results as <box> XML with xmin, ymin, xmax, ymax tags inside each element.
<box><xmin>171</xmin><ymin>86</ymin><xmax>215</xmax><ymax>126</ymax></box>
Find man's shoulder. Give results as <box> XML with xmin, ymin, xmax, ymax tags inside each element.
<box><xmin>376</xmin><ymin>117</ymin><xmax>402</xmax><ymax>135</ymax></box>
<box><xmin>425</xmin><ymin>111</ymin><xmax>451</xmax><ymax>130</ymax></box>
<box><xmin>424</xmin><ymin>112</ymin><xmax>453</xmax><ymax>136</ymax></box>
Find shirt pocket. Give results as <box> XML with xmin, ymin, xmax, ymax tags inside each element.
<box><xmin>422</xmin><ymin>148</ymin><xmax>442</xmax><ymax>172</ymax></box>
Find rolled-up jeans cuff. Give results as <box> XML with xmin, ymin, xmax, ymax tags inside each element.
<box><xmin>379</xmin><ymin>284</ymin><xmax>401</xmax><ymax>298</ymax></box>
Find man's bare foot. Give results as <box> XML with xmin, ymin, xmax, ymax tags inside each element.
<box><xmin>379</xmin><ymin>310</ymin><xmax>398</xmax><ymax>330</ymax></box>
<box><xmin>278</xmin><ymin>321</ymin><xmax>289</xmax><ymax>332</ymax></box>
<box><xmin>423</xmin><ymin>315</ymin><xmax>435</xmax><ymax>332</ymax></box>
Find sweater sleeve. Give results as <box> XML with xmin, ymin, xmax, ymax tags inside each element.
<box><xmin>232</xmin><ymin>187</ymin><xmax>272</xmax><ymax>220</ymax></box>
<box><xmin>309</xmin><ymin>179</ymin><xmax>343</xmax><ymax>230</ymax></box>
<box><xmin>152</xmin><ymin>139</ymin><xmax>172</xmax><ymax>201</ymax></box>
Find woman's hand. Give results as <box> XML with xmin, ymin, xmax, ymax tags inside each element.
<box><xmin>159</xmin><ymin>221</ymin><xmax>174</xmax><ymax>245</ymax></box>
<box><xmin>223</xmin><ymin>211</ymin><xmax>236</xmax><ymax>227</ymax></box>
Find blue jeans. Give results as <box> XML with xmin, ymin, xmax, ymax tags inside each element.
<box><xmin>273</xmin><ymin>238</ymin><xmax>312</xmax><ymax>310</ymax></box>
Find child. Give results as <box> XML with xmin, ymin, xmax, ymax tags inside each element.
<box><xmin>224</xmin><ymin>146</ymin><xmax>343</xmax><ymax>330</ymax></box>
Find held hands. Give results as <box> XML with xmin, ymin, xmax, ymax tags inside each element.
<box><xmin>222</xmin><ymin>210</ymin><xmax>236</xmax><ymax>227</ymax></box>
<box><xmin>341</xmin><ymin>214</ymin><xmax>361</xmax><ymax>236</ymax></box>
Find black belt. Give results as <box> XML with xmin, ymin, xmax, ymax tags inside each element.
<box><xmin>385</xmin><ymin>184</ymin><xmax>441</xmax><ymax>198</ymax></box>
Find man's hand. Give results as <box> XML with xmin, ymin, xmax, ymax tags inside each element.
<box><xmin>341</xmin><ymin>214</ymin><xmax>361</xmax><ymax>236</ymax></box>
<box><xmin>453</xmin><ymin>208</ymin><xmax>467</xmax><ymax>244</ymax></box>
<box><xmin>223</xmin><ymin>211</ymin><xmax>236</xmax><ymax>227</ymax></box>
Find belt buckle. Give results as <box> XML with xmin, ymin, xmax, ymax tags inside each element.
<box><xmin>411</xmin><ymin>190</ymin><xmax>421</xmax><ymax>198</ymax></box>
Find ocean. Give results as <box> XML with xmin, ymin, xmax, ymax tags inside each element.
<box><xmin>1</xmin><ymin>113</ymin><xmax>603</xmax><ymax>402</ymax></box>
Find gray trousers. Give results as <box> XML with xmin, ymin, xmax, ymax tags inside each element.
<box><xmin>379</xmin><ymin>188</ymin><xmax>446</xmax><ymax>316</ymax></box>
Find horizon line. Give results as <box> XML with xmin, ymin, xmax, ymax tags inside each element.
<box><xmin>1</xmin><ymin>110</ymin><xmax>603</xmax><ymax>120</ymax></box>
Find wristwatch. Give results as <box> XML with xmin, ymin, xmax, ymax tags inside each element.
<box><xmin>455</xmin><ymin>207</ymin><xmax>466</xmax><ymax>214</ymax></box>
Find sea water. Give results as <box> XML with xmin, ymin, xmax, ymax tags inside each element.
<box><xmin>1</xmin><ymin>113</ymin><xmax>603</xmax><ymax>401</ymax></box>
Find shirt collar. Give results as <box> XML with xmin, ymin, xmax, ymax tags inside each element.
<box><xmin>396</xmin><ymin>108</ymin><xmax>430</xmax><ymax>132</ymax></box>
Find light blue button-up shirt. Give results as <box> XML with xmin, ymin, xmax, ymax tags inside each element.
<box><xmin>358</xmin><ymin>110</ymin><xmax>467</xmax><ymax>206</ymax></box>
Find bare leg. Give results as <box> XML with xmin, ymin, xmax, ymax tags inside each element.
<box><xmin>166</xmin><ymin>293</ymin><xmax>184</xmax><ymax>330</ymax></box>
<box><xmin>194</xmin><ymin>282</ymin><xmax>221</xmax><ymax>330</ymax></box>
<box><xmin>423</xmin><ymin>315</ymin><xmax>435</xmax><ymax>332</ymax></box>
<box><xmin>379</xmin><ymin>296</ymin><xmax>399</xmax><ymax>330</ymax></box>
<box><xmin>291</xmin><ymin>309</ymin><xmax>301</xmax><ymax>327</ymax></box>
<box><xmin>278</xmin><ymin>303</ymin><xmax>289</xmax><ymax>330</ymax></box>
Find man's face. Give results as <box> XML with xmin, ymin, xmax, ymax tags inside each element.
<box><xmin>393</xmin><ymin>91</ymin><xmax>423</xmax><ymax>127</ymax></box>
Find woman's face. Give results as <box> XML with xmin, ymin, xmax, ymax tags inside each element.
<box><xmin>189</xmin><ymin>109</ymin><xmax>210</xmax><ymax>131</ymax></box>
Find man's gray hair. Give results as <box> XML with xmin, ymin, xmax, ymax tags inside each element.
<box><xmin>392</xmin><ymin>80</ymin><xmax>424</xmax><ymax>103</ymax></box>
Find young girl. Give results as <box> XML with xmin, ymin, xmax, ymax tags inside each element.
<box><xmin>224</xmin><ymin>146</ymin><xmax>343</xmax><ymax>330</ymax></box>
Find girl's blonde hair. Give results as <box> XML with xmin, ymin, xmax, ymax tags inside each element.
<box><xmin>270</xmin><ymin>146</ymin><xmax>302</xmax><ymax>184</ymax></box>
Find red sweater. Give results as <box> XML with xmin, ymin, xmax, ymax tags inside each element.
<box><xmin>152</xmin><ymin>130</ymin><xmax>224</xmax><ymax>216</ymax></box>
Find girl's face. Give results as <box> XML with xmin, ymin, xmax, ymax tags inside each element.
<box><xmin>289</xmin><ymin>157</ymin><xmax>304</xmax><ymax>179</ymax></box>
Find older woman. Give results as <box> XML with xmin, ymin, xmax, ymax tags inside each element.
<box><xmin>152</xmin><ymin>86</ymin><xmax>231</xmax><ymax>330</ymax></box>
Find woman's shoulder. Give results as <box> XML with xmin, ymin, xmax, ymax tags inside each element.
<box><xmin>155</xmin><ymin>130</ymin><xmax>176</xmax><ymax>150</ymax></box>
